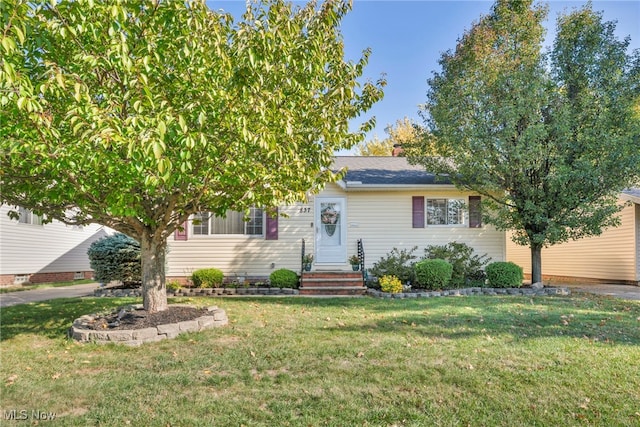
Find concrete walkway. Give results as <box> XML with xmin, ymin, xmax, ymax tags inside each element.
<box><xmin>560</xmin><ymin>283</ymin><xmax>640</xmax><ymax>301</ymax></box>
<box><xmin>1</xmin><ymin>282</ymin><xmax>639</xmax><ymax>308</ymax></box>
<box><xmin>0</xmin><ymin>282</ymin><xmax>100</xmax><ymax>308</ymax></box>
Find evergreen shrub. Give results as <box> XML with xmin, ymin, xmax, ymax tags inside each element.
<box><xmin>192</xmin><ymin>268</ymin><xmax>224</xmax><ymax>288</ymax></box>
<box><xmin>423</xmin><ymin>241</ymin><xmax>490</xmax><ymax>287</ymax></box>
<box><xmin>269</xmin><ymin>269</ymin><xmax>299</xmax><ymax>288</ymax></box>
<box><xmin>485</xmin><ymin>262</ymin><xmax>523</xmax><ymax>288</ymax></box>
<box><xmin>87</xmin><ymin>233</ymin><xmax>141</xmax><ymax>285</ymax></box>
<box><xmin>414</xmin><ymin>259</ymin><xmax>453</xmax><ymax>290</ymax></box>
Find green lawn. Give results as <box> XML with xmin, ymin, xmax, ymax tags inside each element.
<box><xmin>1</xmin><ymin>294</ymin><xmax>639</xmax><ymax>426</ymax></box>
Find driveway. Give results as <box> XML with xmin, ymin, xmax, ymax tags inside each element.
<box><xmin>560</xmin><ymin>283</ymin><xmax>640</xmax><ymax>301</ymax></box>
<box><xmin>0</xmin><ymin>282</ymin><xmax>100</xmax><ymax>308</ymax></box>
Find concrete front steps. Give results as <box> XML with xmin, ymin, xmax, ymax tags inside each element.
<box><xmin>299</xmin><ymin>271</ymin><xmax>366</xmax><ymax>296</ymax></box>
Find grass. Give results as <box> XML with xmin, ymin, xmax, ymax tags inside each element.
<box><xmin>1</xmin><ymin>293</ymin><xmax>640</xmax><ymax>426</ymax></box>
<box><xmin>0</xmin><ymin>279</ymin><xmax>95</xmax><ymax>294</ymax></box>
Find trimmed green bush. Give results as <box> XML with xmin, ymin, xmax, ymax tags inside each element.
<box><xmin>192</xmin><ymin>268</ymin><xmax>224</xmax><ymax>288</ymax></box>
<box><xmin>269</xmin><ymin>269</ymin><xmax>299</xmax><ymax>288</ymax></box>
<box><xmin>87</xmin><ymin>233</ymin><xmax>141</xmax><ymax>285</ymax></box>
<box><xmin>486</xmin><ymin>262</ymin><xmax>523</xmax><ymax>288</ymax></box>
<box><xmin>423</xmin><ymin>242</ymin><xmax>490</xmax><ymax>288</ymax></box>
<box><xmin>414</xmin><ymin>259</ymin><xmax>453</xmax><ymax>290</ymax></box>
<box><xmin>369</xmin><ymin>247</ymin><xmax>417</xmax><ymax>285</ymax></box>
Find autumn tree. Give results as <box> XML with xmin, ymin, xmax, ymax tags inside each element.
<box><xmin>411</xmin><ymin>0</ymin><xmax>640</xmax><ymax>283</ymax></box>
<box><xmin>356</xmin><ymin>117</ymin><xmax>427</xmax><ymax>156</ymax></box>
<box><xmin>0</xmin><ymin>0</ymin><xmax>384</xmax><ymax>312</ymax></box>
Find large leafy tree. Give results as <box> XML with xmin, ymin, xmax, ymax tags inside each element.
<box><xmin>410</xmin><ymin>0</ymin><xmax>640</xmax><ymax>283</ymax></box>
<box><xmin>0</xmin><ymin>0</ymin><xmax>384</xmax><ymax>312</ymax></box>
<box><xmin>356</xmin><ymin>117</ymin><xmax>427</xmax><ymax>156</ymax></box>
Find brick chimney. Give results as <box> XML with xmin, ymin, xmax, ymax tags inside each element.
<box><xmin>392</xmin><ymin>144</ymin><xmax>404</xmax><ymax>157</ymax></box>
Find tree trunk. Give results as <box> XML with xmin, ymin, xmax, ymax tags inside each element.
<box><xmin>140</xmin><ymin>232</ymin><xmax>168</xmax><ymax>313</ymax></box>
<box><xmin>530</xmin><ymin>244</ymin><xmax>542</xmax><ymax>284</ymax></box>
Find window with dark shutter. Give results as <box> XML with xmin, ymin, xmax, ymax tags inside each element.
<box><xmin>469</xmin><ymin>196</ymin><xmax>482</xmax><ymax>228</ymax></box>
<box><xmin>174</xmin><ymin>221</ymin><xmax>188</xmax><ymax>241</ymax></box>
<box><xmin>412</xmin><ymin>196</ymin><xmax>425</xmax><ymax>228</ymax></box>
<box><xmin>265</xmin><ymin>208</ymin><xmax>278</xmax><ymax>240</ymax></box>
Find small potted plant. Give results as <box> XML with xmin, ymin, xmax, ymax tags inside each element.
<box><xmin>349</xmin><ymin>254</ymin><xmax>360</xmax><ymax>271</ymax></box>
<box><xmin>302</xmin><ymin>254</ymin><xmax>313</xmax><ymax>271</ymax></box>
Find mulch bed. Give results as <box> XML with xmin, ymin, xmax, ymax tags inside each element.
<box><xmin>84</xmin><ymin>306</ymin><xmax>209</xmax><ymax>331</ymax></box>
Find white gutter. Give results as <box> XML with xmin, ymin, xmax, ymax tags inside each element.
<box><xmin>337</xmin><ymin>180</ymin><xmax>457</xmax><ymax>191</ymax></box>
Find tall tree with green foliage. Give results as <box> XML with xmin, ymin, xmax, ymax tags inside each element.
<box><xmin>0</xmin><ymin>0</ymin><xmax>384</xmax><ymax>312</ymax></box>
<box><xmin>410</xmin><ymin>0</ymin><xmax>639</xmax><ymax>283</ymax></box>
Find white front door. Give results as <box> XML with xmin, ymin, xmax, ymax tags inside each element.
<box><xmin>315</xmin><ymin>197</ymin><xmax>347</xmax><ymax>264</ymax></box>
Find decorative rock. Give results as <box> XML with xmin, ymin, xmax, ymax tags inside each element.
<box><xmin>71</xmin><ymin>305</ymin><xmax>228</xmax><ymax>346</ymax></box>
<box><xmin>531</xmin><ymin>282</ymin><xmax>544</xmax><ymax>290</ymax></box>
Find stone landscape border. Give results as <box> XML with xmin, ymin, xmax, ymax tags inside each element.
<box><xmin>94</xmin><ymin>287</ymin><xmax>299</xmax><ymax>298</ymax></box>
<box><xmin>70</xmin><ymin>304</ymin><xmax>228</xmax><ymax>346</ymax></box>
<box><xmin>368</xmin><ymin>286</ymin><xmax>570</xmax><ymax>298</ymax></box>
<box><xmin>94</xmin><ymin>285</ymin><xmax>569</xmax><ymax>299</ymax></box>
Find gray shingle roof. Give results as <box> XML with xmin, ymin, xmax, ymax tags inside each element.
<box><xmin>332</xmin><ymin>156</ymin><xmax>450</xmax><ymax>186</ymax></box>
<box><xmin>622</xmin><ymin>188</ymin><xmax>640</xmax><ymax>203</ymax></box>
<box><xmin>622</xmin><ymin>188</ymin><xmax>640</xmax><ymax>198</ymax></box>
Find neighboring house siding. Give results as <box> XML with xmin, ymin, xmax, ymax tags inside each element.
<box><xmin>506</xmin><ymin>199</ymin><xmax>638</xmax><ymax>284</ymax></box>
<box><xmin>636</xmin><ymin>203</ymin><xmax>640</xmax><ymax>282</ymax></box>
<box><xmin>167</xmin><ymin>184</ymin><xmax>506</xmax><ymax>279</ymax></box>
<box><xmin>0</xmin><ymin>205</ymin><xmax>110</xmax><ymax>285</ymax></box>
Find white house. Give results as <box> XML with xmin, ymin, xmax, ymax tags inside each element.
<box><xmin>0</xmin><ymin>204</ymin><xmax>112</xmax><ymax>286</ymax></box>
<box><xmin>507</xmin><ymin>189</ymin><xmax>640</xmax><ymax>286</ymax></box>
<box><xmin>167</xmin><ymin>156</ymin><xmax>507</xmax><ymax>284</ymax></box>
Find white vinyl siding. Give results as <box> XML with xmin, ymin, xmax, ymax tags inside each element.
<box><xmin>0</xmin><ymin>205</ymin><xmax>111</xmax><ymax>275</ymax></box>
<box><xmin>167</xmin><ymin>184</ymin><xmax>506</xmax><ymax>278</ymax></box>
<box><xmin>506</xmin><ymin>199</ymin><xmax>638</xmax><ymax>284</ymax></box>
<box><xmin>341</xmin><ymin>189</ymin><xmax>504</xmax><ymax>269</ymax></box>
<box><xmin>167</xmin><ymin>203</ymin><xmax>315</xmax><ymax>278</ymax></box>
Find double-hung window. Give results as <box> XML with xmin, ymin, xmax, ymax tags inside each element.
<box><xmin>17</xmin><ymin>207</ymin><xmax>43</xmax><ymax>225</ymax></box>
<box><xmin>426</xmin><ymin>198</ymin><xmax>465</xmax><ymax>225</ymax></box>
<box><xmin>192</xmin><ymin>208</ymin><xmax>264</xmax><ymax>236</ymax></box>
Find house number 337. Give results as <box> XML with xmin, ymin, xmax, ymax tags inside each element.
<box><xmin>299</xmin><ymin>207</ymin><xmax>311</xmax><ymax>213</ymax></box>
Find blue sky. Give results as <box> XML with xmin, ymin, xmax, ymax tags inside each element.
<box><xmin>209</xmin><ymin>1</ymin><xmax>640</xmax><ymax>152</ymax></box>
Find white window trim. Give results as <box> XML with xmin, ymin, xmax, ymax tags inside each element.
<box><xmin>190</xmin><ymin>209</ymin><xmax>265</xmax><ymax>238</ymax></box>
<box><xmin>17</xmin><ymin>207</ymin><xmax>43</xmax><ymax>226</ymax></box>
<box><xmin>426</xmin><ymin>198</ymin><xmax>467</xmax><ymax>227</ymax></box>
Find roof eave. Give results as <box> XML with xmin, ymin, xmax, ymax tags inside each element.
<box><xmin>338</xmin><ymin>182</ymin><xmax>457</xmax><ymax>191</ymax></box>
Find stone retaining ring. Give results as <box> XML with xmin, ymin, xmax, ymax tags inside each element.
<box><xmin>70</xmin><ymin>304</ymin><xmax>228</xmax><ymax>346</ymax></box>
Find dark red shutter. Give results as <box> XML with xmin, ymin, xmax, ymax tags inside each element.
<box><xmin>469</xmin><ymin>196</ymin><xmax>482</xmax><ymax>228</ymax></box>
<box><xmin>266</xmin><ymin>208</ymin><xmax>278</xmax><ymax>240</ymax></box>
<box><xmin>174</xmin><ymin>221</ymin><xmax>188</xmax><ymax>241</ymax></box>
<box><xmin>412</xmin><ymin>196</ymin><xmax>425</xmax><ymax>228</ymax></box>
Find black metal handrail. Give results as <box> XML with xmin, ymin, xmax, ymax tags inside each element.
<box><xmin>357</xmin><ymin>238</ymin><xmax>365</xmax><ymax>285</ymax></box>
<box><xmin>300</xmin><ymin>239</ymin><xmax>306</xmax><ymax>287</ymax></box>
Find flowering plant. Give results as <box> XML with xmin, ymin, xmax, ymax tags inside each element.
<box><xmin>349</xmin><ymin>255</ymin><xmax>360</xmax><ymax>265</ymax></box>
<box><xmin>379</xmin><ymin>275</ymin><xmax>403</xmax><ymax>294</ymax></box>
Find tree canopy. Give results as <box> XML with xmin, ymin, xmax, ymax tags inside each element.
<box><xmin>410</xmin><ymin>0</ymin><xmax>640</xmax><ymax>283</ymax></box>
<box><xmin>0</xmin><ymin>0</ymin><xmax>384</xmax><ymax>311</ymax></box>
<box><xmin>355</xmin><ymin>117</ymin><xmax>427</xmax><ymax>156</ymax></box>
